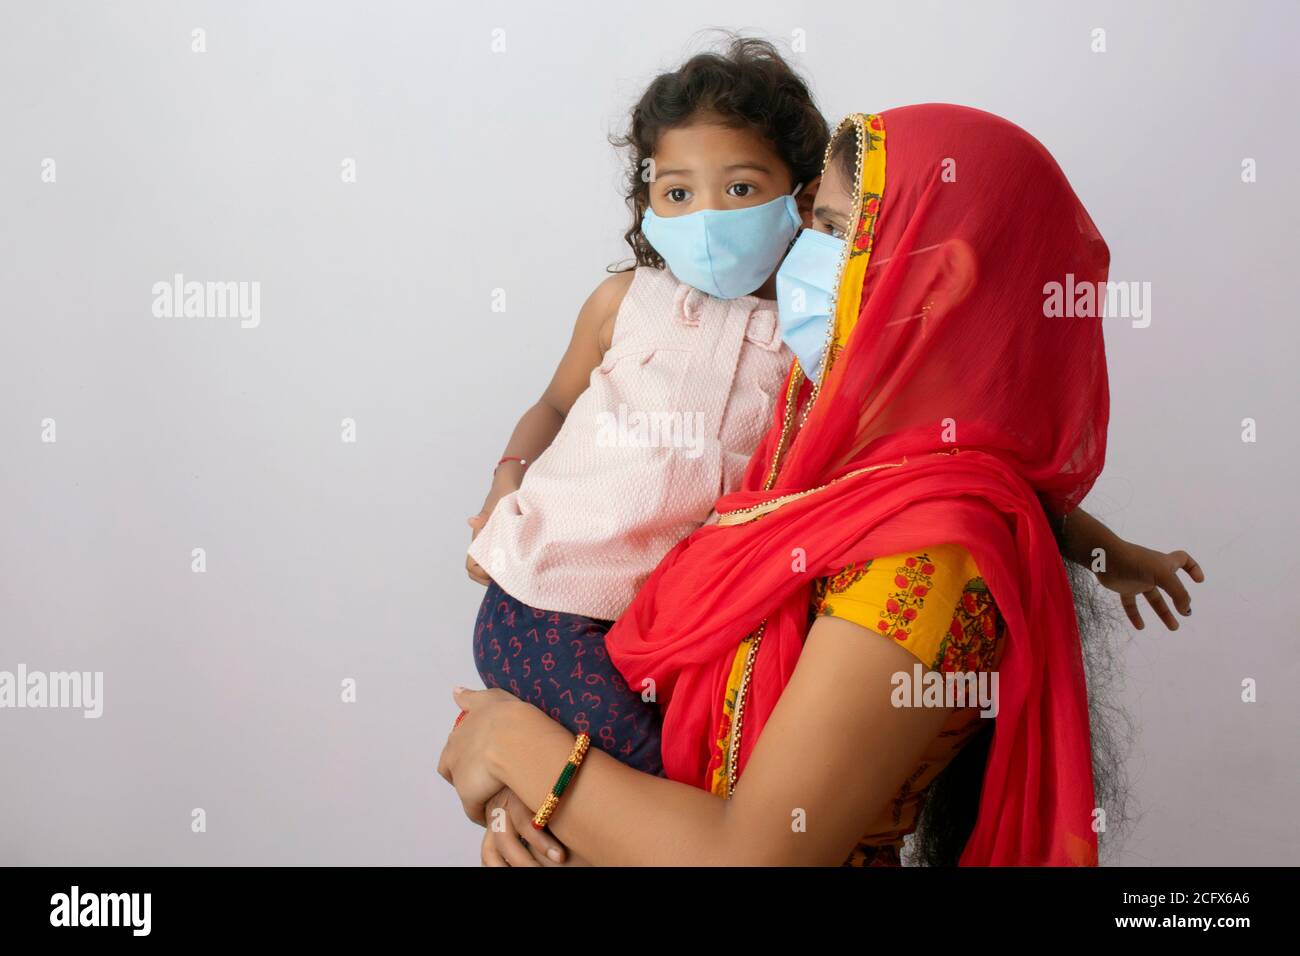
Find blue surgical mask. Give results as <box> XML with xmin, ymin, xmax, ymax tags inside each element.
<box><xmin>641</xmin><ymin>194</ymin><xmax>801</xmax><ymax>299</ymax></box>
<box><xmin>775</xmin><ymin>228</ymin><xmax>845</xmax><ymax>384</ymax></box>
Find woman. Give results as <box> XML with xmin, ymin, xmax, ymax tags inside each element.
<box><xmin>440</xmin><ymin>104</ymin><xmax>1182</xmax><ymax>866</ymax></box>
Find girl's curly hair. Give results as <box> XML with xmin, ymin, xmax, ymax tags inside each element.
<box><xmin>610</xmin><ymin>36</ymin><xmax>829</xmax><ymax>271</ymax></box>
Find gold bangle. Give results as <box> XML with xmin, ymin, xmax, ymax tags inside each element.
<box><xmin>530</xmin><ymin>732</ymin><xmax>591</xmax><ymax>831</ymax></box>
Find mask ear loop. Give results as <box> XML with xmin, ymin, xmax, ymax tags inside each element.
<box><xmin>782</xmin><ymin>182</ymin><xmax>809</xmax><ymax>256</ymax></box>
<box><xmin>866</xmin><ymin>241</ymin><xmax>946</xmax><ymax>267</ymax></box>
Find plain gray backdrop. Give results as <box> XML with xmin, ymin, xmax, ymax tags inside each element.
<box><xmin>1</xmin><ymin>0</ymin><xmax>1297</xmax><ymax>865</ymax></box>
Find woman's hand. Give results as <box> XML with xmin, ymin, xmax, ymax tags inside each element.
<box><xmin>437</xmin><ymin>686</ymin><xmax>526</xmax><ymax>824</ymax></box>
<box><xmin>1095</xmin><ymin>540</ymin><xmax>1205</xmax><ymax>630</ymax></box>
<box><xmin>481</xmin><ymin>787</ymin><xmax>578</xmax><ymax>866</ymax></box>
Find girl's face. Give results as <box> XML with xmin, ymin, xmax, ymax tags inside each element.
<box><xmin>647</xmin><ymin>115</ymin><xmax>796</xmax><ymax>218</ymax></box>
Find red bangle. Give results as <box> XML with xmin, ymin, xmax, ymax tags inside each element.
<box><xmin>495</xmin><ymin>455</ymin><xmax>528</xmax><ymax>474</ymax></box>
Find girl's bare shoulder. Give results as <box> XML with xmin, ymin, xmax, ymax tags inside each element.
<box><xmin>587</xmin><ymin>270</ymin><xmax>637</xmax><ymax>353</ymax></box>
<box><xmin>590</xmin><ymin>269</ymin><xmax>636</xmax><ymax>313</ymax></box>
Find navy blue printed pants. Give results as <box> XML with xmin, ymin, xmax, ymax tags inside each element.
<box><xmin>472</xmin><ymin>580</ymin><xmax>665</xmax><ymax>777</ymax></box>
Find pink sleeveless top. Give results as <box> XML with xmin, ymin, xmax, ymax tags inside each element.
<box><xmin>468</xmin><ymin>267</ymin><xmax>793</xmax><ymax>620</ymax></box>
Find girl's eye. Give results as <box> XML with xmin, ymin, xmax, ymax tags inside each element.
<box><xmin>666</xmin><ymin>187</ymin><xmax>690</xmax><ymax>203</ymax></box>
<box><xmin>727</xmin><ymin>183</ymin><xmax>754</xmax><ymax>198</ymax></box>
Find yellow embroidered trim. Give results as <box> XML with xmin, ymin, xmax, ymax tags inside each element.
<box><xmin>709</xmin><ymin>629</ymin><xmax>760</xmax><ymax>797</ymax></box>
<box><xmin>761</xmin><ymin>113</ymin><xmax>886</xmax><ymax>490</ymax></box>
<box><xmin>834</xmin><ymin>113</ymin><xmax>887</xmax><ymax>350</ymax></box>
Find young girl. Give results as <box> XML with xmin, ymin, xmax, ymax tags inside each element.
<box><xmin>465</xmin><ymin>40</ymin><xmax>1199</xmax><ymax>779</ymax></box>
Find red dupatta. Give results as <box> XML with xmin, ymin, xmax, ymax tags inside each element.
<box><xmin>605</xmin><ymin>105</ymin><xmax>1111</xmax><ymax>866</ymax></box>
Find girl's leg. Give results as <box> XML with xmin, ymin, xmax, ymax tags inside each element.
<box><xmin>473</xmin><ymin>581</ymin><xmax>664</xmax><ymax>776</ymax></box>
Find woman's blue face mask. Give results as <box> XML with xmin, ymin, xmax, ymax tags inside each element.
<box><xmin>641</xmin><ymin>194</ymin><xmax>802</xmax><ymax>299</ymax></box>
<box><xmin>775</xmin><ymin>228</ymin><xmax>846</xmax><ymax>384</ymax></box>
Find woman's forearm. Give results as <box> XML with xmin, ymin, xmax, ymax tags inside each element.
<box><xmin>487</xmin><ymin>702</ymin><xmax>733</xmax><ymax>866</ymax></box>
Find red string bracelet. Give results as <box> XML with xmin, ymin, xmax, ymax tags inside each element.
<box><xmin>494</xmin><ymin>455</ymin><xmax>528</xmax><ymax>475</ymax></box>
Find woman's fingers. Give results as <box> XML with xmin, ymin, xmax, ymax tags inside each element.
<box><xmin>460</xmin><ymin>796</ymin><xmax>479</xmax><ymax>824</ymax></box>
<box><xmin>1121</xmin><ymin>593</ymin><xmax>1144</xmax><ymax>630</ymax></box>
<box><xmin>486</xmin><ymin>802</ymin><xmax>542</xmax><ymax>867</ymax></box>
<box><xmin>1142</xmin><ymin>587</ymin><xmax>1179</xmax><ymax>631</ymax></box>
<box><xmin>508</xmin><ymin>793</ymin><xmax>566</xmax><ymax>864</ymax></box>
<box><xmin>483</xmin><ymin>788</ymin><xmax>543</xmax><ymax>867</ymax></box>
<box><xmin>495</xmin><ymin>830</ymin><xmax>543</xmax><ymax>867</ymax></box>
<box><xmin>481</xmin><ymin>828</ymin><xmax>509</xmax><ymax>867</ymax></box>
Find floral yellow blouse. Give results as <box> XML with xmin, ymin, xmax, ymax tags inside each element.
<box><xmin>709</xmin><ymin>542</ymin><xmax>1006</xmax><ymax>866</ymax></box>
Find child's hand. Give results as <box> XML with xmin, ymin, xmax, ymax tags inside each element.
<box><xmin>1095</xmin><ymin>541</ymin><xmax>1205</xmax><ymax>631</ymax></box>
<box><xmin>465</xmin><ymin>513</ymin><xmax>491</xmax><ymax>586</ymax></box>
<box><xmin>466</xmin><ymin>467</ymin><xmax>525</xmax><ymax>585</ymax></box>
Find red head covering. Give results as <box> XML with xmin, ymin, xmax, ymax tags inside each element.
<box><xmin>606</xmin><ymin>104</ymin><xmax>1110</xmax><ymax>865</ymax></box>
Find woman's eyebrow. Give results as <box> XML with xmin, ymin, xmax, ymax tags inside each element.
<box><xmin>813</xmin><ymin>204</ymin><xmax>846</xmax><ymax>224</ymax></box>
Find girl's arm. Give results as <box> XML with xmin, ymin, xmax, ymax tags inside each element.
<box><xmin>1058</xmin><ymin>508</ymin><xmax>1205</xmax><ymax>630</ymax></box>
<box><xmin>467</xmin><ymin>271</ymin><xmax>633</xmax><ymax>582</ymax></box>
<box><xmin>479</xmin><ymin>615</ymin><xmax>955</xmax><ymax>866</ymax></box>
<box><xmin>1058</xmin><ymin>507</ymin><xmax>1125</xmax><ymax>568</ymax></box>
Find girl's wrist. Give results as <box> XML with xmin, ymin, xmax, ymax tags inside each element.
<box><xmin>491</xmin><ymin>461</ymin><xmax>525</xmax><ymax>494</ymax></box>
<box><xmin>1103</xmin><ymin>536</ymin><xmax>1138</xmax><ymax>573</ymax></box>
<box><xmin>482</xmin><ymin>469</ymin><xmax>522</xmax><ymax>514</ymax></box>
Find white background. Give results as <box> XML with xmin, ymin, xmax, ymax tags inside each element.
<box><xmin>1</xmin><ymin>0</ymin><xmax>1297</xmax><ymax>865</ymax></box>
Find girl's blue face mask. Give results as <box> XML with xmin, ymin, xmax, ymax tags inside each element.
<box><xmin>641</xmin><ymin>194</ymin><xmax>801</xmax><ymax>299</ymax></box>
<box><xmin>775</xmin><ymin>228</ymin><xmax>846</xmax><ymax>384</ymax></box>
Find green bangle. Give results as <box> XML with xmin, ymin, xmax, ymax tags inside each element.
<box><xmin>530</xmin><ymin>732</ymin><xmax>591</xmax><ymax>830</ymax></box>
